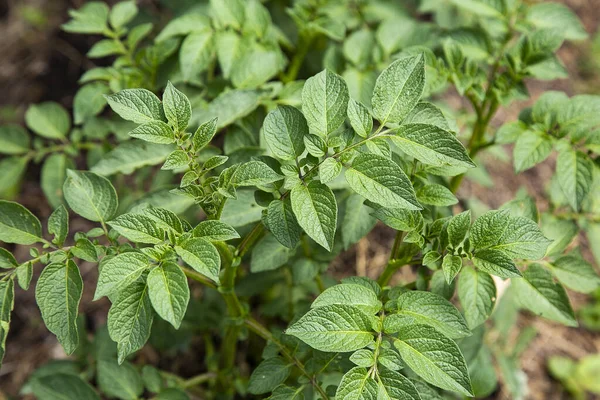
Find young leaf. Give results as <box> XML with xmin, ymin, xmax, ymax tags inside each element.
<box><xmin>471</xmin><ymin>210</ymin><xmax>550</xmax><ymax>259</ymax></box>
<box><xmin>442</xmin><ymin>254</ymin><xmax>462</xmax><ymax>284</ymax></box>
<box><xmin>267</xmin><ymin>199</ymin><xmax>301</xmax><ymax>248</ymax></box>
<box><xmin>105</xmin><ymin>89</ymin><xmax>165</xmax><ymax>124</ymax></box>
<box><xmin>31</xmin><ymin>374</ymin><xmax>100</xmax><ymax>400</ymax></box>
<box><xmin>390</xmin><ymin>124</ymin><xmax>475</xmax><ymax>169</ymax></box>
<box><xmin>335</xmin><ymin>367</ymin><xmax>378</xmax><ymax>399</ymax></box>
<box><xmin>175</xmin><ymin>238</ymin><xmax>221</xmax><ymax>284</ymax></box>
<box><xmin>556</xmin><ymin>150</ymin><xmax>594</xmax><ymax>211</ymax></box>
<box><xmin>193</xmin><ymin>117</ymin><xmax>219</xmax><ymax>151</ymax></box>
<box><xmin>447</xmin><ymin>210</ymin><xmax>471</xmax><ymax>248</ymax></box>
<box><xmin>108</xmin><ymin>279</ymin><xmax>154</xmax><ymax>364</ymax></box>
<box><xmin>233</xmin><ymin>161</ymin><xmax>282</xmax><ymax>186</ymax></box>
<box><xmin>95</xmin><ymin>252</ymin><xmax>150</xmax><ymax>300</ymax></box>
<box><xmin>25</xmin><ymin>102</ymin><xmax>71</xmax><ymax>139</ymax></box>
<box><xmin>0</xmin><ymin>201</ymin><xmax>43</xmax><ymax>245</ymax></box>
<box><xmin>97</xmin><ymin>359</ymin><xmax>144</xmax><ymax>400</ymax></box>
<box><xmin>162</xmin><ymin>150</ymin><xmax>189</xmax><ymax>170</ymax></box>
<box><xmin>291</xmin><ymin>181</ymin><xmax>338</xmax><ymax>251</ymax></box>
<box><xmin>378</xmin><ymin>368</ymin><xmax>421</xmax><ymax>400</ymax></box>
<box><xmin>319</xmin><ymin>157</ymin><xmax>342</xmax><ymax>184</ymax></box>
<box><xmin>192</xmin><ymin>220</ymin><xmax>240</xmax><ymax>241</ymax></box>
<box><xmin>247</xmin><ymin>357</ymin><xmax>291</xmax><ymax>395</ymax></box>
<box><xmin>385</xmin><ymin>291</ymin><xmax>470</xmax><ymax>339</ymax></box>
<box><xmin>63</xmin><ymin>170</ymin><xmax>118</xmax><ymax>223</ymax></box>
<box><xmin>391</xmin><ymin>324</ymin><xmax>473</xmax><ymax>396</ymax></box>
<box><xmin>108</xmin><ymin>214</ymin><xmax>165</xmax><ymax>244</ymax></box>
<box><xmin>349</xmin><ymin>349</ymin><xmax>375</xmax><ymax>367</ymax></box>
<box><xmin>416</xmin><ymin>184</ymin><xmax>458</xmax><ymax>206</ymax></box>
<box><xmin>457</xmin><ymin>267</ymin><xmax>496</xmax><ymax>329</ymax></box>
<box><xmin>263</xmin><ymin>105</ymin><xmax>307</xmax><ymax>160</ymax></box>
<box><xmin>547</xmin><ymin>255</ymin><xmax>600</xmax><ymax>294</ymax></box>
<box><xmin>109</xmin><ymin>0</ymin><xmax>138</xmax><ymax>28</ymax></box>
<box><xmin>345</xmin><ymin>153</ymin><xmax>421</xmax><ymax>210</ymax></box>
<box><xmin>147</xmin><ymin>263</ymin><xmax>190</xmax><ymax>329</ymax></box>
<box><xmin>302</xmin><ymin>69</ymin><xmax>349</xmax><ymax>138</ymax></box>
<box><xmin>286</xmin><ymin>304</ymin><xmax>374</xmax><ymax>352</ymax></box>
<box><xmin>62</xmin><ymin>2</ymin><xmax>109</xmax><ymax>34</ymax></box>
<box><xmin>372</xmin><ymin>54</ymin><xmax>425</xmax><ymax>125</ymax></box>
<box><xmin>129</xmin><ymin>121</ymin><xmax>175</xmax><ymax>144</ymax></box>
<box><xmin>311</xmin><ymin>284</ymin><xmax>382</xmax><ymax>315</ymax></box>
<box><xmin>347</xmin><ymin>98</ymin><xmax>373</xmax><ymax>138</ymax></box>
<box><xmin>304</xmin><ymin>134</ymin><xmax>327</xmax><ymax>157</ymax></box>
<box><xmin>36</xmin><ymin>260</ymin><xmax>83</xmax><ymax>355</ymax></box>
<box><xmin>512</xmin><ymin>264</ymin><xmax>577</xmax><ymax>327</ymax></box>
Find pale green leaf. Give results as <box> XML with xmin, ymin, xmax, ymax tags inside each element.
<box><xmin>108</xmin><ymin>214</ymin><xmax>165</xmax><ymax>244</ymax></box>
<box><xmin>547</xmin><ymin>255</ymin><xmax>600</xmax><ymax>294</ymax></box>
<box><xmin>91</xmin><ymin>141</ymin><xmax>174</xmax><ymax>176</ymax></box>
<box><xmin>319</xmin><ymin>157</ymin><xmax>342</xmax><ymax>184</ymax></box>
<box><xmin>527</xmin><ymin>2</ymin><xmax>587</xmax><ymax>41</ymax></box>
<box><xmin>233</xmin><ymin>161</ymin><xmax>282</xmax><ymax>187</ymax></box>
<box><xmin>0</xmin><ymin>124</ymin><xmax>30</xmax><ymax>155</ymax></box>
<box><xmin>556</xmin><ymin>150</ymin><xmax>594</xmax><ymax>211</ymax></box>
<box><xmin>163</xmin><ymin>82</ymin><xmax>191</xmax><ymax>133</ymax></box>
<box><xmin>73</xmin><ymin>83</ymin><xmax>109</xmax><ymax>124</ymax></box>
<box><xmin>192</xmin><ymin>220</ymin><xmax>239</xmax><ymax>241</ymax></box>
<box><xmin>180</xmin><ymin>31</ymin><xmax>215</xmax><ymax>82</ymax></box>
<box><xmin>416</xmin><ymin>184</ymin><xmax>458</xmax><ymax>206</ymax></box>
<box><xmin>25</xmin><ymin>102</ymin><xmax>70</xmax><ymax>139</ymax></box>
<box><xmin>109</xmin><ymin>0</ymin><xmax>138</xmax><ymax>29</ymax></box>
<box><xmin>447</xmin><ymin>210</ymin><xmax>470</xmax><ymax>248</ymax></box>
<box><xmin>442</xmin><ymin>254</ymin><xmax>462</xmax><ymax>284</ymax></box>
<box><xmin>335</xmin><ymin>367</ymin><xmax>378</xmax><ymax>400</ymax></box>
<box><xmin>62</xmin><ymin>1</ymin><xmax>109</xmax><ymax>34</ymax></box>
<box><xmin>341</xmin><ymin>194</ymin><xmax>377</xmax><ymax>249</ymax></box>
<box><xmin>63</xmin><ymin>170</ymin><xmax>118</xmax><ymax>222</ymax></box>
<box><xmin>347</xmin><ymin>98</ymin><xmax>373</xmax><ymax>138</ymax></box>
<box><xmin>513</xmin><ymin>130</ymin><xmax>553</xmax><ymax>173</ymax></box>
<box><xmin>403</xmin><ymin>102</ymin><xmax>450</xmax><ymax>131</ymax></box>
<box><xmin>129</xmin><ymin>121</ymin><xmax>175</xmax><ymax>144</ymax></box>
<box><xmin>378</xmin><ymin>368</ymin><xmax>421</xmax><ymax>400</ymax></box>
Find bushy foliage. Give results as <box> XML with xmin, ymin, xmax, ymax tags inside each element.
<box><xmin>1</xmin><ymin>0</ymin><xmax>599</xmax><ymax>399</ymax></box>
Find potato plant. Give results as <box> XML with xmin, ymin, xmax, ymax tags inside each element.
<box><xmin>1</xmin><ymin>0</ymin><xmax>599</xmax><ymax>399</ymax></box>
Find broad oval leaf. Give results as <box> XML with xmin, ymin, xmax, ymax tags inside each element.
<box><xmin>105</xmin><ymin>89</ymin><xmax>165</xmax><ymax>124</ymax></box>
<box><xmin>335</xmin><ymin>367</ymin><xmax>378</xmax><ymax>400</ymax></box>
<box><xmin>95</xmin><ymin>252</ymin><xmax>150</xmax><ymax>300</ymax></box>
<box><xmin>129</xmin><ymin>121</ymin><xmax>175</xmax><ymax>144</ymax></box>
<box><xmin>192</xmin><ymin>220</ymin><xmax>240</xmax><ymax>241</ymax></box>
<box><xmin>311</xmin><ymin>284</ymin><xmax>382</xmax><ymax>315</ymax></box>
<box><xmin>247</xmin><ymin>357</ymin><xmax>291</xmax><ymax>395</ymax></box>
<box><xmin>0</xmin><ymin>201</ymin><xmax>43</xmax><ymax>245</ymax></box>
<box><xmin>63</xmin><ymin>170</ymin><xmax>118</xmax><ymax>222</ymax></box>
<box><xmin>302</xmin><ymin>69</ymin><xmax>349</xmax><ymax>138</ymax></box>
<box><xmin>25</xmin><ymin>102</ymin><xmax>71</xmax><ymax>139</ymax></box>
<box><xmin>345</xmin><ymin>153</ymin><xmax>421</xmax><ymax>210</ymax></box>
<box><xmin>286</xmin><ymin>304</ymin><xmax>375</xmax><ymax>352</ymax></box>
<box><xmin>457</xmin><ymin>267</ymin><xmax>496</xmax><ymax>329</ymax></box>
<box><xmin>31</xmin><ymin>373</ymin><xmax>100</xmax><ymax>400</ymax></box>
<box><xmin>291</xmin><ymin>181</ymin><xmax>337</xmax><ymax>251</ymax></box>
<box><xmin>108</xmin><ymin>214</ymin><xmax>165</xmax><ymax>244</ymax></box>
<box><xmin>263</xmin><ymin>105</ymin><xmax>307</xmax><ymax>160</ymax></box>
<box><xmin>267</xmin><ymin>199</ymin><xmax>301</xmax><ymax>248</ymax></box>
<box><xmin>97</xmin><ymin>359</ymin><xmax>144</xmax><ymax>400</ymax></box>
<box><xmin>548</xmin><ymin>255</ymin><xmax>600</xmax><ymax>294</ymax></box>
<box><xmin>147</xmin><ymin>263</ymin><xmax>190</xmax><ymax>329</ymax></box>
<box><xmin>378</xmin><ymin>368</ymin><xmax>421</xmax><ymax>400</ymax></box>
<box><xmin>175</xmin><ymin>238</ymin><xmax>221</xmax><ymax>284</ymax></box>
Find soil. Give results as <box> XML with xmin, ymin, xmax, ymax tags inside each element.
<box><xmin>1</xmin><ymin>0</ymin><xmax>600</xmax><ymax>399</ymax></box>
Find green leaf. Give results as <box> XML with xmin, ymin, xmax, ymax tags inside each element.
<box><xmin>108</xmin><ymin>279</ymin><xmax>154</xmax><ymax>364</ymax></box>
<box><xmin>263</xmin><ymin>105</ymin><xmax>307</xmax><ymax>160</ymax></box>
<box><xmin>175</xmin><ymin>238</ymin><xmax>221</xmax><ymax>284</ymax></box>
<box><xmin>108</xmin><ymin>214</ymin><xmax>165</xmax><ymax>244</ymax></box>
<box><xmin>209</xmin><ymin>0</ymin><xmax>245</xmax><ymax>30</ymax></box>
<box><xmin>319</xmin><ymin>157</ymin><xmax>342</xmax><ymax>184</ymax></box>
<box><xmin>378</xmin><ymin>368</ymin><xmax>421</xmax><ymax>400</ymax></box>
<box><xmin>0</xmin><ymin>156</ymin><xmax>28</xmax><ymax>194</ymax></box>
<box><xmin>73</xmin><ymin>83</ymin><xmax>110</xmax><ymax>124</ymax></box>
<box><xmin>304</xmin><ymin>134</ymin><xmax>327</xmax><ymax>157</ymax></box>
<box><xmin>416</xmin><ymin>184</ymin><xmax>458</xmax><ymax>206</ymax></box>
<box><xmin>148</xmin><ymin>263</ymin><xmax>189</xmax><ymax>329</ymax></box>
<box><xmin>91</xmin><ymin>141</ymin><xmax>174</xmax><ymax>176</ymax></box>
<box><xmin>291</xmin><ymin>182</ymin><xmax>337</xmax><ymax>251</ymax></box>
<box><xmin>48</xmin><ymin>206</ymin><xmax>69</xmax><ymax>247</ymax></box>
<box><xmin>341</xmin><ymin>194</ymin><xmax>377</xmax><ymax>249</ymax></box>
<box><xmin>162</xmin><ymin>150</ymin><xmax>189</xmax><ymax>171</ymax></box>
<box><xmin>193</xmin><ymin>117</ymin><xmax>218</xmax><ymax>152</ymax></box>
<box><xmin>233</xmin><ymin>161</ymin><xmax>282</xmax><ymax>187</ymax></box>
<box><xmin>390</xmin><ymin>124</ymin><xmax>475</xmax><ymax>168</ymax></box>
<box><xmin>142</xmin><ymin>206</ymin><xmax>184</xmax><ymax>234</ymax></box>
<box><xmin>472</xmin><ymin>249</ymin><xmax>522</xmax><ymax>278</ymax></box>
<box><xmin>391</xmin><ymin>324</ymin><xmax>473</xmax><ymax>396</ymax></box>
<box><xmin>250</xmin><ymin>234</ymin><xmax>293</xmax><ymax>272</ymax></box>
<box><xmin>527</xmin><ymin>2</ymin><xmax>587</xmax><ymax>41</ymax></box>
<box><xmin>25</xmin><ymin>102</ymin><xmax>70</xmax><ymax>139</ymax></box>
<box><xmin>302</xmin><ymin>69</ymin><xmax>349</xmax><ymax>138</ymax></box>
<box><xmin>0</xmin><ymin>321</ymin><xmax>8</xmax><ymax>369</ymax></box>
<box><xmin>349</xmin><ymin>349</ymin><xmax>375</xmax><ymax>367</ymax></box>
<box><xmin>0</xmin><ymin>124</ymin><xmax>30</xmax><ymax>154</ymax></box>
<box><xmin>62</xmin><ymin>1</ymin><xmax>109</xmax><ymax>34</ymax></box>
<box><xmin>105</xmin><ymin>89</ymin><xmax>165</xmax><ymax>124</ymax></box>
<box><xmin>109</xmin><ymin>0</ymin><xmax>138</xmax><ymax>29</ymax></box>
<box><xmin>385</xmin><ymin>291</ymin><xmax>470</xmax><ymax>339</ymax></box>
<box><xmin>442</xmin><ymin>254</ymin><xmax>462</xmax><ymax>284</ymax></box>
<box><xmin>0</xmin><ymin>279</ymin><xmax>14</xmax><ymax>322</ymax></box>
<box><xmin>512</xmin><ymin>130</ymin><xmax>553</xmax><ymax>173</ymax></box>
<box><xmin>457</xmin><ymin>268</ymin><xmax>496</xmax><ymax>329</ymax></box>
<box><xmin>36</xmin><ymin>260</ymin><xmax>83</xmax><ymax>355</ymax></box>
<box><xmin>231</xmin><ymin>43</ymin><xmax>284</xmax><ymax>89</ymax></box>
<box><xmin>180</xmin><ymin>31</ymin><xmax>215</xmax><ymax>82</ymax></box>
<box><xmin>155</xmin><ymin>13</ymin><xmax>210</xmax><ymax>42</ymax></box>
<box><xmin>72</xmin><ymin>238</ymin><xmax>98</xmax><ymax>262</ymax></box>
<box><xmin>471</xmin><ymin>210</ymin><xmax>550</xmax><ymax>259</ymax></box>
<box><xmin>162</xmin><ymin>82</ymin><xmax>191</xmax><ymax>133</ymax></box>
<box><xmin>547</xmin><ymin>255</ymin><xmax>600</xmax><ymax>294</ymax></box>
<box><xmin>41</xmin><ymin>153</ymin><xmax>73</xmax><ymax>208</ymax></box>
<box><xmin>31</xmin><ymin>373</ymin><xmax>100</xmax><ymax>400</ymax></box>
<box><xmin>0</xmin><ymin>248</ymin><xmax>18</xmax><ymax>269</ymax></box>
<box><xmin>63</xmin><ymin>170</ymin><xmax>118</xmax><ymax>222</ymax></box>
<box><xmin>372</xmin><ymin>55</ymin><xmax>425</xmax><ymax>125</ymax></box>
<box><xmin>347</xmin><ymin>98</ymin><xmax>373</xmax><ymax>138</ymax></box>
<box><xmin>192</xmin><ymin>220</ymin><xmax>239</xmax><ymax>241</ymax></box>
<box><xmin>0</xmin><ymin>201</ymin><xmax>43</xmax><ymax>245</ymax></box>
<box><xmin>221</xmin><ymin>190</ymin><xmax>262</xmax><ymax>227</ymax></box>
<box><xmin>556</xmin><ymin>150</ymin><xmax>594</xmax><ymax>211</ymax></box>
<box><xmin>370</xmin><ymin>207</ymin><xmax>422</xmax><ymax>232</ymax></box>
<box><xmin>335</xmin><ymin>367</ymin><xmax>378</xmax><ymax>399</ymax></box>
<box><xmin>129</xmin><ymin>121</ymin><xmax>175</xmax><ymax>144</ymax></box>
<box><xmin>286</xmin><ymin>304</ymin><xmax>374</xmax><ymax>352</ymax></box>
<box><xmin>311</xmin><ymin>284</ymin><xmax>382</xmax><ymax>315</ymax></box>
<box><xmin>95</xmin><ymin>252</ymin><xmax>149</xmax><ymax>300</ymax></box>
<box><xmin>345</xmin><ymin>153</ymin><xmax>420</xmax><ymax>210</ymax></box>
<box><xmin>248</xmin><ymin>357</ymin><xmax>291</xmax><ymax>395</ymax></box>
<box><xmin>97</xmin><ymin>359</ymin><xmax>143</xmax><ymax>400</ymax></box>
<box><xmin>447</xmin><ymin>210</ymin><xmax>470</xmax><ymax>248</ymax></box>
<box><xmin>193</xmin><ymin>89</ymin><xmax>259</xmax><ymax>129</ymax></box>
<box><xmin>512</xmin><ymin>264</ymin><xmax>577</xmax><ymax>327</ymax></box>
<box><xmin>403</xmin><ymin>102</ymin><xmax>450</xmax><ymax>131</ymax></box>
<box><xmin>267</xmin><ymin>200</ymin><xmax>301</xmax><ymax>248</ymax></box>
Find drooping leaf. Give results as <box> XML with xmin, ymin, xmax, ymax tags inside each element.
<box><xmin>291</xmin><ymin>182</ymin><xmax>337</xmax><ymax>251</ymax></box>
<box><xmin>36</xmin><ymin>260</ymin><xmax>83</xmax><ymax>355</ymax></box>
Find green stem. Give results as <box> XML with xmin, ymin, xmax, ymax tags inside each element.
<box><xmin>182</xmin><ymin>267</ymin><xmax>217</xmax><ymax>289</ymax></box>
<box><xmin>377</xmin><ymin>232</ymin><xmax>412</xmax><ymax>287</ymax></box>
<box><xmin>181</xmin><ymin>372</ymin><xmax>217</xmax><ymax>389</ymax></box>
<box><xmin>282</xmin><ymin>30</ymin><xmax>313</xmax><ymax>83</ymax></box>
<box><xmin>245</xmin><ymin>317</ymin><xmax>330</xmax><ymax>400</ymax></box>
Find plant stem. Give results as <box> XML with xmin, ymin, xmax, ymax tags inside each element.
<box><xmin>245</xmin><ymin>317</ymin><xmax>330</xmax><ymax>400</ymax></box>
<box><xmin>181</xmin><ymin>372</ymin><xmax>217</xmax><ymax>388</ymax></box>
<box><xmin>377</xmin><ymin>231</ymin><xmax>414</xmax><ymax>287</ymax></box>
<box><xmin>282</xmin><ymin>30</ymin><xmax>313</xmax><ymax>83</ymax></box>
<box><xmin>182</xmin><ymin>267</ymin><xmax>217</xmax><ymax>289</ymax></box>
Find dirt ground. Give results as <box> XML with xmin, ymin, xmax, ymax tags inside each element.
<box><xmin>1</xmin><ymin>0</ymin><xmax>600</xmax><ymax>399</ymax></box>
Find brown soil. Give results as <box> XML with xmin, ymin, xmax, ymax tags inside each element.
<box><xmin>1</xmin><ymin>0</ymin><xmax>600</xmax><ymax>399</ymax></box>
